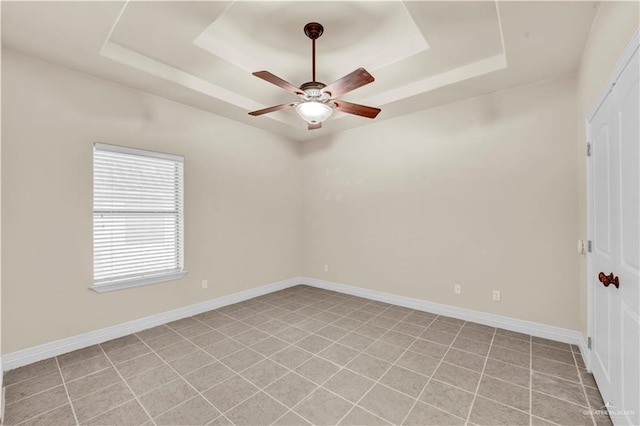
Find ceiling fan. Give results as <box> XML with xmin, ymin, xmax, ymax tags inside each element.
<box><xmin>248</xmin><ymin>22</ymin><xmax>381</xmax><ymax>130</ymax></box>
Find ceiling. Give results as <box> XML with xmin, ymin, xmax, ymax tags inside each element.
<box><xmin>1</xmin><ymin>1</ymin><xmax>598</xmax><ymax>141</ymax></box>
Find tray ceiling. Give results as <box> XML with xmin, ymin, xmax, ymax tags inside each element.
<box><xmin>1</xmin><ymin>1</ymin><xmax>598</xmax><ymax>141</ymax></box>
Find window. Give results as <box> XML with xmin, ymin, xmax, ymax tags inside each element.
<box><xmin>92</xmin><ymin>143</ymin><xmax>185</xmax><ymax>292</ymax></box>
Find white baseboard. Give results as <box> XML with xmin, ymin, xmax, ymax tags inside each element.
<box><xmin>578</xmin><ymin>336</ymin><xmax>591</xmax><ymax>371</ymax></box>
<box><xmin>2</xmin><ymin>277</ymin><xmax>303</xmax><ymax>371</ymax></box>
<box><xmin>301</xmin><ymin>277</ymin><xmax>585</xmax><ymax>347</ymax></box>
<box><xmin>3</xmin><ymin>275</ymin><xmax>588</xmax><ymax>373</ymax></box>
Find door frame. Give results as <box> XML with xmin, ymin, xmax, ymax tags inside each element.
<box><xmin>586</xmin><ymin>28</ymin><xmax>639</xmax><ymax>373</ymax></box>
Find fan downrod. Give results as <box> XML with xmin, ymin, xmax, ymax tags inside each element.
<box><xmin>304</xmin><ymin>22</ymin><xmax>324</xmax><ymax>40</ymax></box>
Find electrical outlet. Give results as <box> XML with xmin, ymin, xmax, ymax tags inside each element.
<box><xmin>324</xmin><ymin>264</ymin><xmax>329</xmax><ymax>272</ymax></box>
<box><xmin>492</xmin><ymin>290</ymin><xmax>501</xmax><ymax>301</ymax></box>
<box><xmin>454</xmin><ymin>284</ymin><xmax>461</xmax><ymax>294</ymax></box>
<box><xmin>202</xmin><ymin>280</ymin><xmax>208</xmax><ymax>289</ymax></box>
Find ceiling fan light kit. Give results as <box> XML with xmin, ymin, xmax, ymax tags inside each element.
<box><xmin>249</xmin><ymin>22</ymin><xmax>381</xmax><ymax>130</ymax></box>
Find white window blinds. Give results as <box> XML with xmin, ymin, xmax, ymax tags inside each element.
<box><xmin>93</xmin><ymin>143</ymin><xmax>185</xmax><ymax>291</ymax></box>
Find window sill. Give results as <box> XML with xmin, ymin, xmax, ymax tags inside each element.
<box><xmin>90</xmin><ymin>271</ymin><xmax>188</xmax><ymax>293</ymax></box>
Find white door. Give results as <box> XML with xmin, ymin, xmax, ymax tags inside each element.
<box><xmin>589</xmin><ymin>43</ymin><xmax>639</xmax><ymax>426</ymax></box>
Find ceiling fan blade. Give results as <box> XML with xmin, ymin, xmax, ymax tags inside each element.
<box><xmin>248</xmin><ymin>103</ymin><xmax>295</xmax><ymax>116</ymax></box>
<box><xmin>308</xmin><ymin>122</ymin><xmax>322</xmax><ymax>130</ymax></box>
<box><xmin>252</xmin><ymin>71</ymin><xmax>303</xmax><ymax>95</ymax></box>
<box><xmin>322</xmin><ymin>68</ymin><xmax>374</xmax><ymax>98</ymax></box>
<box><xmin>334</xmin><ymin>100</ymin><xmax>381</xmax><ymax>119</ymax></box>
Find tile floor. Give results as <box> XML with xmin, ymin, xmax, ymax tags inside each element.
<box><xmin>2</xmin><ymin>285</ymin><xmax>611</xmax><ymax>426</ymax></box>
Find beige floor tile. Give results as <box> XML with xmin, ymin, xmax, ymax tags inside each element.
<box><xmin>489</xmin><ymin>345</ymin><xmax>531</xmax><ymax>369</ymax></box>
<box><xmin>273</xmin><ymin>411</ymin><xmax>312</xmax><ymax>425</ymax></box>
<box><xmin>319</xmin><ymin>343</ymin><xmax>360</xmax><ymax>366</ymax></box>
<box><xmin>420</xmin><ymin>379</ymin><xmax>474</xmax><ymax>419</ymax></box>
<box><xmin>392</xmin><ymin>322</ymin><xmax>425</xmax><ymax>337</ymax></box>
<box><xmin>443</xmin><ymin>348</ymin><xmax>485</xmax><ymax>372</ymax></box>
<box><xmin>4</xmin><ymin>386</ymin><xmax>69</xmax><ymax>425</ymax></box>
<box><xmin>380</xmin><ymin>366</ymin><xmax>428</xmax><ymax>398</ymax></box>
<box><xmin>270</xmin><ymin>345</ymin><xmax>313</xmax><ymax>370</ymax></box>
<box><xmin>250</xmin><ymin>336</ymin><xmax>289</xmax><ymax>357</ymax></box>
<box><xmin>316</xmin><ymin>325</ymin><xmax>350</xmax><ymax>341</ymax></box>
<box><xmin>220</xmin><ymin>348</ymin><xmax>264</xmax><ymax>372</ymax></box>
<box><xmin>339</xmin><ymin>333</ymin><xmax>375</xmax><ymax>351</ymax></box>
<box><xmin>60</xmin><ymin>354</ymin><xmax>112</xmax><ymax>382</ymax></box>
<box><xmin>359</xmin><ymin>383</ymin><xmax>415</xmax><ymax>425</ymax></box>
<box><xmin>451</xmin><ymin>336</ymin><xmax>491</xmax><ymax>356</ymax></box>
<box><xmin>276</xmin><ymin>327</ymin><xmax>311</xmax><ymax>344</ymax></box>
<box><xmin>339</xmin><ymin>406</ymin><xmax>391</xmax><ymax>425</ymax></box>
<box><xmin>176</xmin><ymin>323</ymin><xmax>212</xmax><ymax>340</ymax></box>
<box><xmin>136</xmin><ymin>325</ymin><xmax>173</xmax><ymax>341</ymax></box>
<box><xmin>408</xmin><ymin>339</ymin><xmax>448</xmax><ymax>359</ymax></box>
<box><xmin>143</xmin><ymin>331</ymin><xmax>187</xmax><ymax>351</ymax></box>
<box><xmin>154</xmin><ymin>396</ymin><xmax>220</xmax><ymax>426</ymax></box>
<box><xmin>57</xmin><ymin>346</ymin><xmax>103</xmax><ymax>369</ymax></box>
<box><xmin>190</xmin><ymin>330</ymin><xmax>228</xmax><ymax>348</ymax></box>
<box><xmin>404</xmin><ymin>401</ymin><xmax>465</xmax><ymax>425</ymax></box>
<box><xmin>492</xmin><ymin>334</ymin><xmax>531</xmax><ymax>354</ymax></box>
<box><xmin>532</xmin><ymin>336</ymin><xmax>573</xmax><ymax>351</ymax></box>
<box><xmin>355</xmin><ymin>324</ymin><xmax>387</xmax><ymax>340</ymax></box>
<box><xmin>226</xmin><ymin>392</ymin><xmax>288</xmax><ymax>426</ymax></box>
<box><xmin>324</xmin><ymin>369</ymin><xmax>375</xmax><ymax>403</ymax></box>
<box><xmin>483</xmin><ymin>358</ymin><xmax>530</xmax><ymax>387</ymax></box>
<box><xmin>469</xmin><ymin>396</ymin><xmax>529</xmax><ymax>425</ymax></box>
<box><xmin>3</xmin><ymin>287</ymin><xmax>607</xmax><ymax>426</ymax></box>
<box><xmin>184</xmin><ymin>361</ymin><xmax>234</xmax><ymax>392</ymax></box>
<box><xmin>532</xmin><ymin>371</ymin><xmax>588</xmax><ymax>407</ymax></box>
<box><xmin>67</xmin><ymin>367</ymin><xmax>123</xmax><ymax>401</ymax></box>
<box><xmin>73</xmin><ymin>382</ymin><xmax>135</xmax><ymax>423</ymax></box>
<box><xmin>21</xmin><ymin>404</ymin><xmax>76</xmax><ymax>426</ymax></box>
<box><xmin>126</xmin><ymin>365</ymin><xmax>179</xmax><ymax>396</ymax></box>
<box><xmin>294</xmin><ymin>388</ymin><xmax>354</xmax><ymax>425</ymax></box>
<box><xmin>114</xmin><ymin>353</ymin><xmax>164</xmax><ymax>379</ymax></box>
<box><xmin>477</xmin><ymin>375</ymin><xmax>530</xmax><ymax>411</ymax></box>
<box><xmin>5</xmin><ymin>371</ymin><xmax>62</xmax><ymax>405</ymax></box>
<box><xmin>396</xmin><ymin>351</ymin><xmax>439</xmax><ymax>377</ymax></box>
<box><xmin>203</xmin><ymin>338</ymin><xmax>245</xmax><ymax>360</ymax></box>
<box><xmin>155</xmin><ymin>339</ymin><xmax>198</xmax><ymax>362</ymax></box>
<box><xmin>241</xmin><ymin>359</ymin><xmax>288</xmax><ymax>388</ymax></box>
<box><xmin>295</xmin><ymin>334</ymin><xmax>333</xmax><ymax>353</ymax></box>
<box><xmin>80</xmin><ymin>400</ymin><xmax>149</xmax><ymax>426</ymax></box>
<box><xmin>138</xmin><ymin>379</ymin><xmax>197</xmax><ymax>418</ymax></box>
<box><xmin>346</xmin><ymin>354</ymin><xmax>391</xmax><ymax>381</ymax></box>
<box><xmin>420</xmin><ymin>328</ymin><xmax>457</xmax><ymax>346</ymax></box>
<box><xmin>295</xmin><ymin>356</ymin><xmax>340</xmax><ymax>384</ymax></box>
<box><xmin>103</xmin><ymin>342</ymin><xmax>151</xmax><ymax>364</ymax></box>
<box><xmin>4</xmin><ymin>359</ymin><xmax>59</xmax><ymax>386</ymax></box>
<box><xmin>169</xmin><ymin>349</ymin><xmax>216</xmax><ymax>376</ymax></box>
<box><xmin>166</xmin><ymin>317</ymin><xmax>200</xmax><ymax>330</ymax></box>
<box><xmin>379</xmin><ymin>331</ymin><xmax>415</xmax><ymax>349</ymax></box>
<box><xmin>532</xmin><ymin>343</ymin><xmax>576</xmax><ymax>365</ymax></box>
<box><xmin>364</xmin><ymin>340</ymin><xmax>405</xmax><ymax>363</ymax></box>
<box><xmin>432</xmin><ymin>362</ymin><xmax>481</xmax><ymax>393</ymax></box>
<box><xmin>532</xmin><ymin>356</ymin><xmax>580</xmax><ymax>382</ymax></box>
<box><xmin>202</xmin><ymin>375</ymin><xmax>259</xmax><ymax>413</ymax></box>
<box><xmin>532</xmin><ymin>391</ymin><xmax>593</xmax><ymax>425</ymax></box>
<box><xmin>265</xmin><ymin>372</ymin><xmax>318</xmax><ymax>407</ymax></box>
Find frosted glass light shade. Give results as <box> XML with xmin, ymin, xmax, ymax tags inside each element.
<box><xmin>295</xmin><ymin>101</ymin><xmax>333</xmax><ymax>124</ymax></box>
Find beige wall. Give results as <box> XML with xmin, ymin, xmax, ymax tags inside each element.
<box><xmin>1</xmin><ymin>50</ymin><xmax>301</xmax><ymax>353</ymax></box>
<box><xmin>576</xmin><ymin>2</ymin><xmax>639</xmax><ymax>339</ymax></box>
<box><xmin>302</xmin><ymin>76</ymin><xmax>580</xmax><ymax>330</ymax></box>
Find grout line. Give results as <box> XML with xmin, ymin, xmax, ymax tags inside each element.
<box><xmin>54</xmin><ymin>357</ymin><xmax>79</xmax><ymax>425</ymax></box>
<box><xmin>463</xmin><ymin>327</ymin><xmax>497</xmax><ymax>425</ymax></box>
<box><xmin>96</xmin><ymin>344</ymin><xmax>157</xmax><ymax>426</ymax></box>
<box><xmin>13</xmin><ymin>401</ymin><xmax>71</xmax><ymax>426</ymax></box>
<box><xmin>399</xmin><ymin>321</ymin><xmax>470</xmax><ymax>425</ymax></box>
<box><xmin>530</xmin><ymin>333</ymin><xmax>533</xmax><ymax>426</ymax></box>
<box><xmin>573</xmin><ymin>348</ymin><xmax>599</xmax><ymax>426</ymax></box>
<box><xmin>6</xmin><ymin>287</ymin><xmax>593</xmax><ymax>426</ymax></box>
